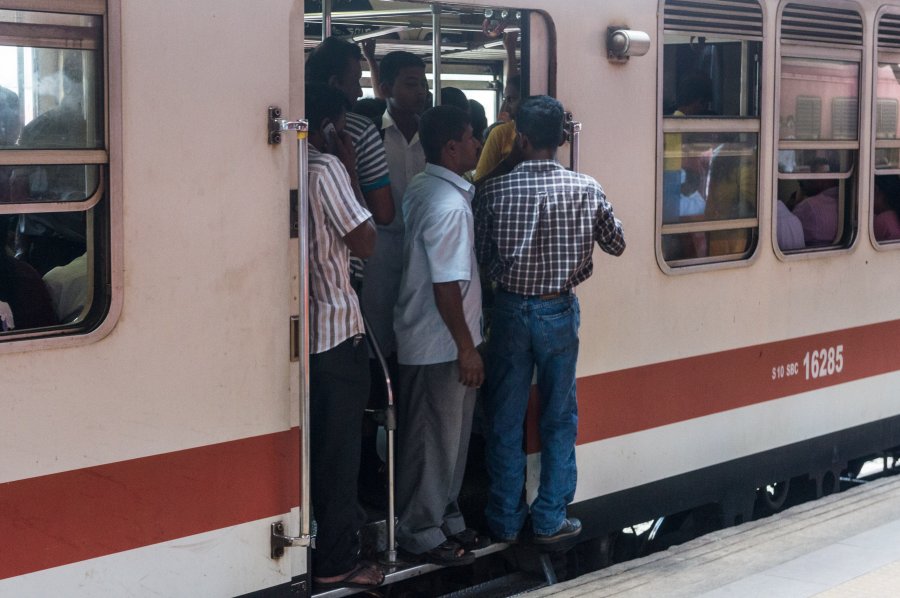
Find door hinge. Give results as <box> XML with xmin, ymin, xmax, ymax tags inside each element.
<box><xmin>268</xmin><ymin>106</ymin><xmax>308</xmax><ymax>145</ymax></box>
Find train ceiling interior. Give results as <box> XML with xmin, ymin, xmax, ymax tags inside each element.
<box><xmin>304</xmin><ymin>0</ymin><xmax>521</xmax><ymax>68</ymax></box>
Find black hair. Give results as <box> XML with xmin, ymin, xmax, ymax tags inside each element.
<box><xmin>379</xmin><ymin>51</ymin><xmax>426</xmax><ymax>88</ymax></box>
<box><xmin>516</xmin><ymin>95</ymin><xmax>565</xmax><ymax>150</ymax></box>
<box><xmin>440</xmin><ymin>87</ymin><xmax>469</xmax><ymax>112</ymax></box>
<box><xmin>676</xmin><ymin>71</ymin><xmax>713</xmax><ymax>110</ymax></box>
<box><xmin>351</xmin><ymin>97</ymin><xmax>387</xmax><ymax>125</ymax></box>
<box><xmin>305</xmin><ymin>83</ymin><xmax>347</xmax><ymax>133</ymax></box>
<box><xmin>419</xmin><ymin>105</ymin><xmax>470</xmax><ymax>164</ymax></box>
<box><xmin>875</xmin><ymin>174</ymin><xmax>900</xmax><ymax>212</ymax></box>
<box><xmin>468</xmin><ymin>98</ymin><xmax>488</xmax><ymax>142</ymax></box>
<box><xmin>305</xmin><ymin>37</ymin><xmax>362</xmax><ymax>85</ymax></box>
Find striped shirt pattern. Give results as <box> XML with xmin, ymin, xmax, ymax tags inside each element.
<box><xmin>344</xmin><ymin>111</ymin><xmax>390</xmax><ymax>193</ymax></box>
<box><xmin>308</xmin><ymin>147</ymin><xmax>371</xmax><ymax>354</ymax></box>
<box><xmin>344</xmin><ymin>111</ymin><xmax>390</xmax><ymax>281</ymax></box>
<box><xmin>474</xmin><ymin>159</ymin><xmax>625</xmax><ymax>295</ymax></box>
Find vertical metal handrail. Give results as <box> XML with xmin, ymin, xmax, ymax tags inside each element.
<box><xmin>565</xmin><ymin>112</ymin><xmax>582</xmax><ymax>173</ymax></box>
<box><xmin>432</xmin><ymin>4</ymin><xmax>442</xmax><ymax>105</ymax></box>
<box><xmin>270</xmin><ymin>116</ymin><xmax>314</xmax><ymax>557</ymax></box>
<box><xmin>296</xmin><ymin>124</ymin><xmax>312</xmax><ymax>545</ymax></box>
<box><xmin>361</xmin><ymin>316</ymin><xmax>398</xmax><ymax>564</ymax></box>
<box><xmin>322</xmin><ymin>0</ymin><xmax>332</xmax><ymax>40</ymax></box>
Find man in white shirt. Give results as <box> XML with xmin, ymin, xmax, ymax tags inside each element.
<box><xmin>361</xmin><ymin>51</ymin><xmax>428</xmax><ymax>359</ymax></box>
<box><xmin>393</xmin><ymin>105</ymin><xmax>486</xmax><ymax>566</ymax></box>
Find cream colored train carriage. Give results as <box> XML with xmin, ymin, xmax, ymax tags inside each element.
<box><xmin>2</xmin><ymin>0</ymin><xmax>900</xmax><ymax>596</ymax></box>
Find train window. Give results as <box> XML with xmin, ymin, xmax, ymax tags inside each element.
<box><xmin>0</xmin><ymin>6</ymin><xmax>110</xmax><ymax>342</ymax></box>
<box><xmin>873</xmin><ymin>13</ymin><xmax>900</xmax><ymax>246</ymax></box>
<box><xmin>659</xmin><ymin>0</ymin><xmax>763</xmax><ymax>269</ymax></box>
<box><xmin>774</xmin><ymin>4</ymin><xmax>862</xmax><ymax>255</ymax></box>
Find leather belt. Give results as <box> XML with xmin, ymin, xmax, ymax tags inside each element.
<box><xmin>499</xmin><ymin>288</ymin><xmax>569</xmax><ymax>300</ymax></box>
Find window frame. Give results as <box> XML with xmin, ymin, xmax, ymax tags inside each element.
<box><xmin>871</xmin><ymin>6</ymin><xmax>900</xmax><ymax>250</ymax></box>
<box><xmin>656</xmin><ymin>0</ymin><xmax>766</xmax><ymax>274</ymax></box>
<box><xmin>772</xmin><ymin>2</ymin><xmax>864</xmax><ymax>260</ymax></box>
<box><xmin>0</xmin><ymin>0</ymin><xmax>122</xmax><ymax>353</ymax></box>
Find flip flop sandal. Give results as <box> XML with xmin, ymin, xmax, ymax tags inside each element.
<box><xmin>313</xmin><ymin>562</ymin><xmax>385</xmax><ymax>590</ymax></box>
<box><xmin>451</xmin><ymin>528</ymin><xmax>493</xmax><ymax>551</ymax></box>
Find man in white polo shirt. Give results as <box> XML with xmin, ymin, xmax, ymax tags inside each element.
<box><xmin>393</xmin><ymin>105</ymin><xmax>486</xmax><ymax>566</ymax></box>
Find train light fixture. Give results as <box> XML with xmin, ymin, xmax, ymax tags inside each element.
<box><xmin>607</xmin><ymin>27</ymin><xmax>651</xmax><ymax>62</ymax></box>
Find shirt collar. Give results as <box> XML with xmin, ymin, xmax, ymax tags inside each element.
<box><xmin>382</xmin><ymin>109</ymin><xmax>420</xmax><ymax>144</ymax></box>
<box><xmin>424</xmin><ymin>162</ymin><xmax>475</xmax><ymax>196</ymax></box>
<box><xmin>381</xmin><ymin>109</ymin><xmax>397</xmax><ymax>131</ymax></box>
<box><xmin>512</xmin><ymin>159</ymin><xmax>564</xmax><ymax>173</ymax></box>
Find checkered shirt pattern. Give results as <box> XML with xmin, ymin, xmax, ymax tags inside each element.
<box><xmin>474</xmin><ymin>159</ymin><xmax>625</xmax><ymax>295</ymax></box>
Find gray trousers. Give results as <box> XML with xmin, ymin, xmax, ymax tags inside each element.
<box><xmin>396</xmin><ymin>360</ymin><xmax>477</xmax><ymax>554</ymax></box>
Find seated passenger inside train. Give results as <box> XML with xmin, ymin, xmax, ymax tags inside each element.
<box><xmin>791</xmin><ymin>157</ymin><xmax>839</xmax><ymax>247</ymax></box>
<box><xmin>873</xmin><ymin>174</ymin><xmax>900</xmax><ymax>242</ymax></box>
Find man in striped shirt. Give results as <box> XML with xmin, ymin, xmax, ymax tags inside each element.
<box><xmin>304</xmin><ymin>84</ymin><xmax>383</xmax><ymax>590</ymax></box>
<box><xmin>306</xmin><ymin>37</ymin><xmax>394</xmax><ymax>282</ymax></box>
<box><xmin>474</xmin><ymin>95</ymin><xmax>625</xmax><ymax>548</ymax></box>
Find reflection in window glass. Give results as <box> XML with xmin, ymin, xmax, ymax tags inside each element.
<box><xmin>663</xmin><ymin>132</ymin><xmax>758</xmax><ymax>225</ymax></box>
<box><xmin>1</xmin><ymin>209</ymin><xmax>91</xmax><ymax>333</ymax></box>
<box><xmin>876</xmin><ymin>64</ymin><xmax>900</xmax><ymax>140</ymax></box>
<box><xmin>662</xmin><ymin>228</ymin><xmax>755</xmax><ymax>262</ymax></box>
<box><xmin>874</xmin><ymin>61</ymin><xmax>900</xmax><ymax>245</ymax></box>
<box><xmin>660</xmin><ymin>27</ymin><xmax>761</xmax><ymax>268</ymax></box>
<box><xmin>3</xmin><ymin>164</ymin><xmax>101</xmax><ymax>203</ymax></box>
<box><xmin>662</xmin><ymin>35</ymin><xmax>761</xmax><ymax>118</ymax></box>
<box><xmin>779</xmin><ymin>58</ymin><xmax>859</xmax><ymax>141</ymax></box>
<box><xmin>0</xmin><ymin>8</ymin><xmax>106</xmax><ymax>342</ymax></box>
<box><xmin>776</xmin><ymin>54</ymin><xmax>859</xmax><ymax>253</ymax></box>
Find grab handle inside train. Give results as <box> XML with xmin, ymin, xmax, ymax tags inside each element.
<box><xmin>565</xmin><ymin>112</ymin><xmax>582</xmax><ymax>173</ymax></box>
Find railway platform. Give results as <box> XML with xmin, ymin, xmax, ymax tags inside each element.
<box><xmin>528</xmin><ymin>473</ymin><xmax>900</xmax><ymax>597</ymax></box>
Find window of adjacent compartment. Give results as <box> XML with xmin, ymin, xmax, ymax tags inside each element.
<box><xmin>659</xmin><ymin>0</ymin><xmax>763</xmax><ymax>269</ymax></box>
<box><xmin>774</xmin><ymin>4</ymin><xmax>862</xmax><ymax>255</ymax></box>
<box><xmin>873</xmin><ymin>14</ymin><xmax>900</xmax><ymax>246</ymax></box>
<box><xmin>0</xmin><ymin>8</ymin><xmax>108</xmax><ymax>340</ymax></box>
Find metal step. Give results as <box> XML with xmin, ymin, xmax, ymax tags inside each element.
<box><xmin>312</xmin><ymin>541</ymin><xmax>514</xmax><ymax>598</ymax></box>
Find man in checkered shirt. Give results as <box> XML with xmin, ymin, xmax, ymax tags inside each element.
<box><xmin>474</xmin><ymin>95</ymin><xmax>625</xmax><ymax>547</ymax></box>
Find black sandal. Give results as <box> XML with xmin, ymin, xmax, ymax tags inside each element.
<box><xmin>450</xmin><ymin>528</ymin><xmax>492</xmax><ymax>551</ymax></box>
<box><xmin>404</xmin><ymin>540</ymin><xmax>476</xmax><ymax>567</ymax></box>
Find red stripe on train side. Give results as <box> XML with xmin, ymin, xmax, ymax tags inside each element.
<box><xmin>526</xmin><ymin>319</ymin><xmax>900</xmax><ymax>453</ymax></box>
<box><xmin>0</xmin><ymin>430</ymin><xmax>299</xmax><ymax>580</ymax></box>
<box><xmin>3</xmin><ymin>319</ymin><xmax>899</xmax><ymax>580</ymax></box>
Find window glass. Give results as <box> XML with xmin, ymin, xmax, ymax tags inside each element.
<box><xmin>873</xmin><ymin>62</ymin><xmax>900</xmax><ymax>244</ymax></box>
<box><xmin>775</xmin><ymin>55</ymin><xmax>858</xmax><ymax>253</ymax></box>
<box><xmin>4</xmin><ymin>164</ymin><xmax>101</xmax><ymax>203</ymax></box>
<box><xmin>1</xmin><ymin>208</ymin><xmax>92</xmax><ymax>332</ymax></box>
<box><xmin>662</xmin><ymin>132</ymin><xmax>758</xmax><ymax>225</ymax></box>
<box><xmin>779</xmin><ymin>58</ymin><xmax>858</xmax><ymax>141</ymax></box>
<box><xmin>0</xmin><ymin>9</ymin><xmax>107</xmax><ymax>340</ymax></box>
<box><xmin>663</xmin><ymin>35</ymin><xmax>761</xmax><ymax>118</ymax></box>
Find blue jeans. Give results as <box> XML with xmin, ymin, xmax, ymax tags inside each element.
<box><xmin>484</xmin><ymin>290</ymin><xmax>579</xmax><ymax>538</ymax></box>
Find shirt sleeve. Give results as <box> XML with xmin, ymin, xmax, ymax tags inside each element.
<box><xmin>474</xmin><ymin>122</ymin><xmax>512</xmax><ymax>182</ymax></box>
<box><xmin>352</xmin><ymin>118</ymin><xmax>391</xmax><ymax>193</ymax></box>
<box><xmin>473</xmin><ymin>189</ymin><xmax>493</xmax><ymax>267</ymax></box>
<box><xmin>592</xmin><ymin>184</ymin><xmax>626</xmax><ymax>256</ymax></box>
<box><xmin>422</xmin><ymin>208</ymin><xmax>473</xmax><ymax>284</ymax></box>
<box><xmin>317</xmin><ymin>155</ymin><xmax>372</xmax><ymax>237</ymax></box>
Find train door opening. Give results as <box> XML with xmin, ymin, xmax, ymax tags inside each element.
<box><xmin>299</xmin><ymin>0</ymin><xmax>557</xmax><ymax>590</ymax></box>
